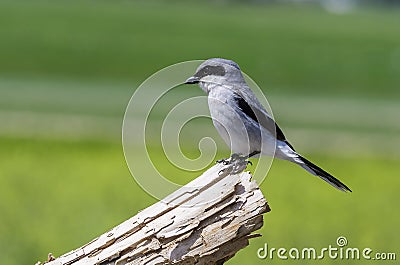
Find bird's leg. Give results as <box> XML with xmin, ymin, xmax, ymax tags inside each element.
<box><xmin>217</xmin><ymin>153</ymin><xmax>256</xmax><ymax>175</ymax></box>
<box><xmin>216</xmin><ymin>153</ymin><xmax>242</xmax><ymax>165</ymax></box>
<box><xmin>216</xmin><ymin>151</ymin><xmax>260</xmax><ymax>165</ymax></box>
<box><xmin>243</xmin><ymin>151</ymin><xmax>261</xmax><ymax>165</ymax></box>
<box><xmin>247</xmin><ymin>150</ymin><xmax>261</xmax><ymax>158</ymax></box>
<box><xmin>216</xmin><ymin>157</ymin><xmax>230</xmax><ymax>165</ymax></box>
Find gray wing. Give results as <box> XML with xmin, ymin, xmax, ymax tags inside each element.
<box><xmin>233</xmin><ymin>92</ymin><xmax>295</xmax><ymax>150</ymax></box>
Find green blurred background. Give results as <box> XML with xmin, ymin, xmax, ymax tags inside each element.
<box><xmin>0</xmin><ymin>0</ymin><xmax>399</xmax><ymax>264</ymax></box>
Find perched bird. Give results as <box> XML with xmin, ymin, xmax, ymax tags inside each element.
<box><xmin>185</xmin><ymin>58</ymin><xmax>351</xmax><ymax>192</ymax></box>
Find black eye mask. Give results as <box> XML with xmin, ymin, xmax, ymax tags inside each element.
<box><xmin>194</xmin><ymin>65</ymin><xmax>226</xmax><ymax>79</ymax></box>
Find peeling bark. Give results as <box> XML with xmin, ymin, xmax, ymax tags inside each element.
<box><xmin>39</xmin><ymin>163</ymin><xmax>270</xmax><ymax>265</ymax></box>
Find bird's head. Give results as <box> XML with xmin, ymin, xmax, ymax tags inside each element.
<box><xmin>185</xmin><ymin>58</ymin><xmax>245</xmax><ymax>94</ymax></box>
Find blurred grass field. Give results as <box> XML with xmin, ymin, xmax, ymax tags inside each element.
<box><xmin>0</xmin><ymin>1</ymin><xmax>399</xmax><ymax>264</ymax></box>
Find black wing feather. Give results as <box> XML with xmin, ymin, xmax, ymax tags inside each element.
<box><xmin>233</xmin><ymin>93</ymin><xmax>288</xmax><ymax>143</ymax></box>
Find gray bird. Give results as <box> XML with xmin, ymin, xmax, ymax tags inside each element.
<box><xmin>185</xmin><ymin>58</ymin><xmax>351</xmax><ymax>192</ymax></box>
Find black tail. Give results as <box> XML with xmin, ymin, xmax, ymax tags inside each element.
<box><xmin>297</xmin><ymin>155</ymin><xmax>352</xmax><ymax>192</ymax></box>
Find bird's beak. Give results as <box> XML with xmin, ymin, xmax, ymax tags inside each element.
<box><xmin>184</xmin><ymin>76</ymin><xmax>199</xmax><ymax>84</ymax></box>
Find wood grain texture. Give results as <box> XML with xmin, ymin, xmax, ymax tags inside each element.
<box><xmin>40</xmin><ymin>163</ymin><xmax>270</xmax><ymax>265</ymax></box>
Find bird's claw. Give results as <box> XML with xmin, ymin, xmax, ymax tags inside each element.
<box><xmin>217</xmin><ymin>153</ymin><xmax>252</xmax><ymax>175</ymax></box>
<box><xmin>216</xmin><ymin>158</ymin><xmax>230</xmax><ymax>165</ymax></box>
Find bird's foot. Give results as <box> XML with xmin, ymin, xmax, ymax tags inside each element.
<box><xmin>216</xmin><ymin>157</ymin><xmax>230</xmax><ymax>165</ymax></box>
<box><xmin>217</xmin><ymin>153</ymin><xmax>252</xmax><ymax>175</ymax></box>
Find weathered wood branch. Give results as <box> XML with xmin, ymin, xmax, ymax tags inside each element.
<box><xmin>39</xmin><ymin>163</ymin><xmax>270</xmax><ymax>265</ymax></box>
